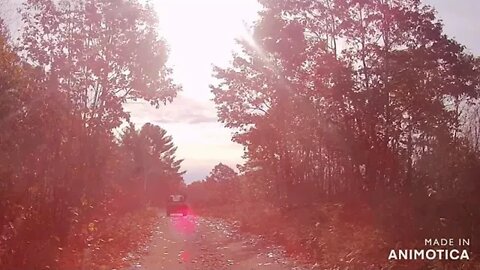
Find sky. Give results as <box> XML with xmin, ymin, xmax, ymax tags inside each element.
<box><xmin>2</xmin><ymin>0</ymin><xmax>479</xmax><ymax>183</ymax></box>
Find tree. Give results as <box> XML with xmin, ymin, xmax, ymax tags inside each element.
<box><xmin>121</xmin><ymin>123</ymin><xmax>185</xmax><ymax>205</ymax></box>
<box><xmin>0</xmin><ymin>1</ymin><xmax>182</xmax><ymax>268</ymax></box>
<box><xmin>212</xmin><ymin>0</ymin><xmax>478</xmax><ymax>198</ymax></box>
<box><xmin>19</xmin><ymin>0</ymin><xmax>179</xmax><ymax>135</ymax></box>
<box><xmin>17</xmin><ymin>0</ymin><xmax>181</xmax><ymax>201</ymax></box>
<box><xmin>0</xmin><ymin>27</ymin><xmax>84</xmax><ymax>268</ymax></box>
<box><xmin>194</xmin><ymin>163</ymin><xmax>238</xmax><ymax>205</ymax></box>
<box><xmin>211</xmin><ymin>0</ymin><xmax>480</xmax><ymax>252</ymax></box>
<box><xmin>206</xmin><ymin>163</ymin><xmax>237</xmax><ymax>183</ymax></box>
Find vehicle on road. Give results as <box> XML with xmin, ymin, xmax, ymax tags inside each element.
<box><xmin>166</xmin><ymin>194</ymin><xmax>189</xmax><ymax>217</ymax></box>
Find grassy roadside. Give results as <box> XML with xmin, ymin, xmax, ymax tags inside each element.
<box><xmin>193</xmin><ymin>202</ymin><xmax>478</xmax><ymax>270</ymax></box>
<box><xmin>57</xmin><ymin>207</ymin><xmax>159</xmax><ymax>270</ymax></box>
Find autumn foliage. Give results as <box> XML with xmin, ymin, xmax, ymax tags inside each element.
<box><xmin>190</xmin><ymin>0</ymin><xmax>480</xmax><ymax>268</ymax></box>
<box><xmin>1</xmin><ymin>0</ymin><xmax>480</xmax><ymax>269</ymax></box>
<box><xmin>0</xmin><ymin>1</ymin><xmax>183</xmax><ymax>269</ymax></box>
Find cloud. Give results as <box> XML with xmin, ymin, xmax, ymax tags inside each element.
<box><xmin>124</xmin><ymin>94</ymin><xmax>219</xmax><ymax>125</ymax></box>
<box><xmin>123</xmin><ymin>95</ymin><xmax>245</xmax><ymax>183</ymax></box>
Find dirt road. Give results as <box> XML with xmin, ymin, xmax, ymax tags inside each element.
<box><xmin>126</xmin><ymin>212</ymin><xmax>309</xmax><ymax>270</ymax></box>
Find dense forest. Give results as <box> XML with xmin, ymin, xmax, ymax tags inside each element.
<box><xmin>0</xmin><ymin>0</ymin><xmax>184</xmax><ymax>268</ymax></box>
<box><xmin>1</xmin><ymin>0</ymin><xmax>479</xmax><ymax>269</ymax></box>
<box><xmin>190</xmin><ymin>0</ymin><xmax>480</xmax><ymax>268</ymax></box>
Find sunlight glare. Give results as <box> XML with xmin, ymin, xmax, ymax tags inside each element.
<box><xmin>153</xmin><ymin>0</ymin><xmax>261</xmax><ymax>99</ymax></box>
